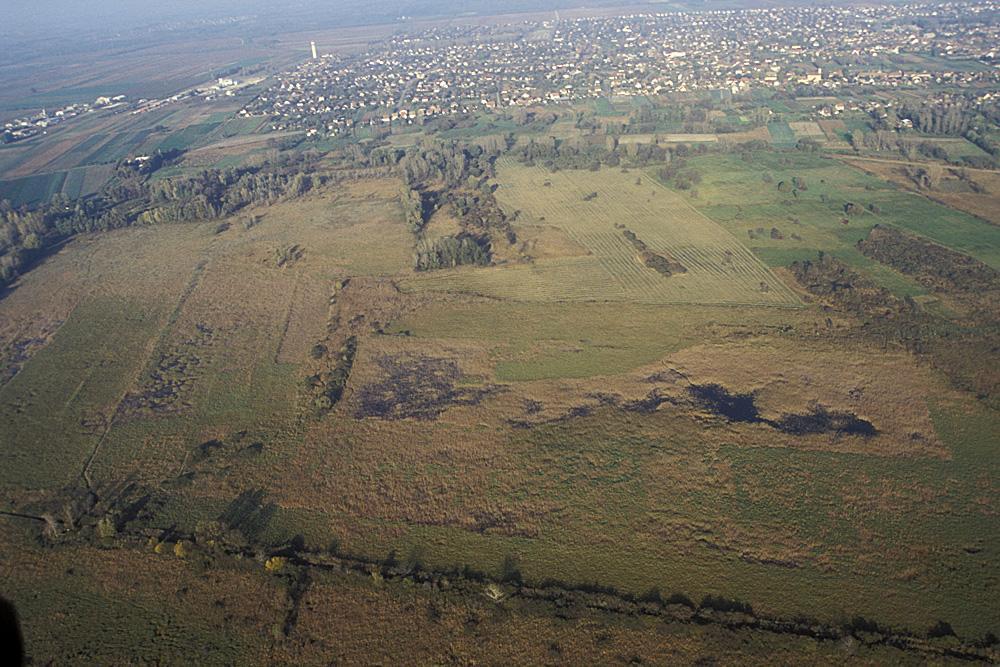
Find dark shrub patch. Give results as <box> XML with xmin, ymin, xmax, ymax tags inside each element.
<box><xmin>689</xmin><ymin>384</ymin><xmax>760</xmax><ymax>422</ymax></box>
<box><xmin>356</xmin><ymin>355</ymin><xmax>503</xmax><ymax>420</ymax></box>
<box><xmin>774</xmin><ymin>405</ymin><xmax>876</xmax><ymax>437</ymax></box>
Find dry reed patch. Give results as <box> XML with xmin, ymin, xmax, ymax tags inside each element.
<box><xmin>506</xmin><ymin>223</ymin><xmax>591</xmax><ymax>261</ymax></box>
<box><xmin>664</xmin><ymin>339</ymin><xmax>947</xmax><ymax>457</ymax></box>
<box><xmin>718</xmin><ymin>125</ymin><xmax>772</xmax><ymax>145</ymax></box>
<box><xmin>636</xmin><ymin>513</ymin><xmax>817</xmax><ymax>570</ymax></box>
<box><xmin>267</xmin><ymin>411</ymin><xmax>561</xmax><ymax>539</ymax></box>
<box><xmin>258</xmin><ymin>334</ymin><xmax>576</xmax><ymax>537</ymax></box>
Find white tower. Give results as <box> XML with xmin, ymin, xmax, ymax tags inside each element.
<box><xmin>310</xmin><ymin>41</ymin><xmax>318</xmax><ymax>60</ymax></box>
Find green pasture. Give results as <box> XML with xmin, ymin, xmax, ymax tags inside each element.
<box><xmin>0</xmin><ymin>171</ymin><xmax>67</xmax><ymax>206</ymax></box>
<box><xmin>662</xmin><ymin>152</ymin><xmax>1000</xmax><ymax>286</ymax></box>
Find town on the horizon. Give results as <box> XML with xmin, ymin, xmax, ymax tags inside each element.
<box><xmin>242</xmin><ymin>1</ymin><xmax>999</xmax><ymax>135</ymax></box>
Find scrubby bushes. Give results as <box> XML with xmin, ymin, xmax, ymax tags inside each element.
<box><xmin>622</xmin><ymin>228</ymin><xmax>687</xmax><ymax>276</ymax></box>
<box><xmin>307</xmin><ymin>336</ymin><xmax>357</xmax><ymax>412</ymax></box>
<box><xmin>413</xmin><ymin>235</ymin><xmax>490</xmax><ymax>271</ymax></box>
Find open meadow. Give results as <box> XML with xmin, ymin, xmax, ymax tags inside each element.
<box><xmin>3</xmin><ymin>0</ymin><xmax>999</xmax><ymax>662</ymax></box>
<box><xmin>842</xmin><ymin>155</ymin><xmax>1000</xmax><ymax>227</ymax></box>
<box><xmin>403</xmin><ymin>159</ymin><xmax>801</xmax><ymax>306</ymax></box>
<box><xmin>2</xmin><ymin>158</ymin><xmax>997</xmax><ymax>662</ymax></box>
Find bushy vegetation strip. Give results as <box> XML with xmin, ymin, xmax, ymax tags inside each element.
<box><xmin>790</xmin><ymin>252</ymin><xmax>1000</xmax><ymax>403</ymax></box>
<box><xmin>14</xmin><ymin>476</ymin><xmax>996</xmax><ymax>663</ymax></box>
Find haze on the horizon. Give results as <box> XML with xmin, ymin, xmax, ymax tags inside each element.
<box><xmin>2</xmin><ymin>0</ymin><xmax>640</xmax><ymax>40</ymax></box>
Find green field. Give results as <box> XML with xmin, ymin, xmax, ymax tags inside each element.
<box><xmin>0</xmin><ymin>170</ymin><xmax>68</xmax><ymax>206</ymax></box>
<box><xmin>82</xmin><ymin>129</ymin><xmax>158</xmax><ymax>164</ymax></box>
<box><xmin>156</xmin><ymin>122</ymin><xmax>223</xmax><ymax>152</ymax></box>
<box><xmin>660</xmin><ymin>152</ymin><xmax>1000</xmax><ymax>295</ymax></box>
<box><xmin>767</xmin><ymin>121</ymin><xmax>797</xmax><ymax>148</ymax></box>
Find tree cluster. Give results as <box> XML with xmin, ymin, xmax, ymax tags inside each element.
<box><xmin>413</xmin><ymin>235</ymin><xmax>490</xmax><ymax>271</ymax></box>
<box><xmin>0</xmin><ymin>152</ymin><xmax>326</xmax><ymax>287</ymax></box>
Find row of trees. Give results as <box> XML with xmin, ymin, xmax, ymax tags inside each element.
<box><xmin>0</xmin><ymin>152</ymin><xmax>327</xmax><ymax>286</ymax></box>
<box><xmin>515</xmin><ymin>133</ymin><xmax>769</xmax><ymax>173</ymax></box>
<box><xmin>401</xmin><ymin>187</ymin><xmax>437</xmax><ymax>234</ymax></box>
<box><xmin>896</xmin><ymin>101</ymin><xmax>974</xmax><ymax>137</ymax></box>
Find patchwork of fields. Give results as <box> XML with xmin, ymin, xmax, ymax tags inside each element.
<box><xmin>665</xmin><ymin>151</ymin><xmax>1000</xmax><ymax>298</ymax></box>
<box><xmin>404</xmin><ymin>159</ymin><xmax>801</xmax><ymax>306</ymax></box>
<box><xmin>0</xmin><ymin>98</ymin><xmax>275</xmax><ymax>206</ymax></box>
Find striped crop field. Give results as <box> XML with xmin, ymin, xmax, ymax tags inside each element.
<box><xmin>402</xmin><ymin>158</ymin><xmax>801</xmax><ymax>307</ymax></box>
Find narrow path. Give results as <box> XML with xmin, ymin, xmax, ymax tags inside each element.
<box><xmin>79</xmin><ymin>259</ymin><xmax>209</xmax><ymax>490</ymax></box>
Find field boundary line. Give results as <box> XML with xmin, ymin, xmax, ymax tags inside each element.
<box><xmin>80</xmin><ymin>258</ymin><xmax>208</xmax><ymax>489</ymax></box>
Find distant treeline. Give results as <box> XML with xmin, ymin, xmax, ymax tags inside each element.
<box><xmin>857</xmin><ymin>97</ymin><xmax>999</xmax><ymax>167</ymax></box>
<box><xmin>514</xmin><ymin>133</ymin><xmax>773</xmax><ymax>172</ymax></box>
<box><xmin>0</xmin><ymin>152</ymin><xmax>327</xmax><ymax>286</ymax></box>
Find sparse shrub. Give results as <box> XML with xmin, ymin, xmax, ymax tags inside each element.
<box><xmin>664</xmin><ymin>592</ymin><xmax>695</xmax><ymax>608</ymax></box>
<box><xmin>500</xmin><ymin>554</ymin><xmax>523</xmax><ymax>584</ymax></box>
<box><xmin>927</xmin><ymin>620</ymin><xmax>956</xmax><ymax>638</ymax></box>
<box><xmin>96</xmin><ymin>516</ymin><xmax>116</xmax><ymax>539</ymax></box>
<box><xmin>638</xmin><ymin>587</ymin><xmax>663</xmax><ymax>604</ymax></box>
<box><xmin>484</xmin><ymin>583</ymin><xmax>505</xmax><ymax>602</ymax></box>
<box><xmin>699</xmin><ymin>594</ymin><xmax>753</xmax><ymax>615</ymax></box>
<box><xmin>265</xmin><ymin>556</ymin><xmax>287</xmax><ymax>572</ymax></box>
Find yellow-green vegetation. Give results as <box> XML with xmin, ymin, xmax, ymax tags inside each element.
<box><xmin>403</xmin><ymin>158</ymin><xmax>801</xmax><ymax>306</ymax></box>
<box><xmin>2</xmin><ymin>148</ymin><xmax>998</xmax><ymax>664</ymax></box>
<box><xmin>0</xmin><ymin>179</ymin><xmax>411</xmax><ymax>491</ymax></box>
<box><xmin>387</xmin><ymin>300</ymin><xmax>804</xmax><ymax>381</ymax></box>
